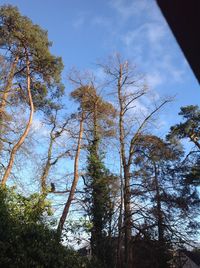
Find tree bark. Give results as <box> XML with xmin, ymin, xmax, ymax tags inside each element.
<box><xmin>117</xmin><ymin>64</ymin><xmax>132</xmax><ymax>268</ymax></box>
<box><xmin>57</xmin><ymin>112</ymin><xmax>84</xmax><ymax>236</ymax></box>
<box><xmin>0</xmin><ymin>55</ymin><xmax>19</xmax><ymax>130</ymax></box>
<box><xmin>1</xmin><ymin>55</ymin><xmax>34</xmax><ymax>185</ymax></box>
<box><xmin>40</xmin><ymin>122</ymin><xmax>56</xmax><ymax>193</ymax></box>
<box><xmin>116</xmin><ymin>160</ymin><xmax>124</xmax><ymax>268</ymax></box>
<box><xmin>41</xmin><ymin>137</ymin><xmax>54</xmax><ymax>193</ymax></box>
<box><xmin>154</xmin><ymin>163</ymin><xmax>164</xmax><ymax>242</ymax></box>
<box><xmin>123</xmin><ymin>166</ymin><xmax>132</xmax><ymax>268</ymax></box>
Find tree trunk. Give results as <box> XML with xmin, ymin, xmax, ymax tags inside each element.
<box><xmin>90</xmin><ymin>99</ymin><xmax>102</xmax><ymax>257</ymax></box>
<box><xmin>154</xmin><ymin>164</ymin><xmax>164</xmax><ymax>242</ymax></box>
<box><xmin>117</xmin><ymin>64</ymin><xmax>132</xmax><ymax>268</ymax></box>
<box><xmin>57</xmin><ymin>112</ymin><xmax>84</xmax><ymax>236</ymax></box>
<box><xmin>116</xmin><ymin>160</ymin><xmax>124</xmax><ymax>268</ymax></box>
<box><xmin>123</xmin><ymin>166</ymin><xmax>132</xmax><ymax>268</ymax></box>
<box><xmin>1</xmin><ymin>55</ymin><xmax>34</xmax><ymax>185</ymax></box>
<box><xmin>41</xmin><ymin>138</ymin><xmax>53</xmax><ymax>193</ymax></box>
<box><xmin>41</xmin><ymin>127</ymin><xmax>55</xmax><ymax>193</ymax></box>
<box><xmin>0</xmin><ymin>55</ymin><xmax>19</xmax><ymax>130</ymax></box>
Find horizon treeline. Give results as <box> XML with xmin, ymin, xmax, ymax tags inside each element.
<box><xmin>0</xmin><ymin>5</ymin><xmax>200</xmax><ymax>268</ymax></box>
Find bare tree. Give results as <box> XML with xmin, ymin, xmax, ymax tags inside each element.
<box><xmin>102</xmin><ymin>54</ymin><xmax>171</xmax><ymax>268</ymax></box>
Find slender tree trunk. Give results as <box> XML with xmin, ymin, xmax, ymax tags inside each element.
<box><xmin>1</xmin><ymin>55</ymin><xmax>34</xmax><ymax>185</ymax></box>
<box><xmin>116</xmin><ymin>159</ymin><xmax>124</xmax><ymax>268</ymax></box>
<box><xmin>123</xmin><ymin>166</ymin><xmax>132</xmax><ymax>268</ymax></box>
<box><xmin>41</xmin><ymin>137</ymin><xmax>54</xmax><ymax>193</ymax></box>
<box><xmin>117</xmin><ymin>64</ymin><xmax>132</xmax><ymax>268</ymax></box>
<box><xmin>154</xmin><ymin>164</ymin><xmax>164</xmax><ymax>242</ymax></box>
<box><xmin>153</xmin><ymin>163</ymin><xmax>169</xmax><ymax>267</ymax></box>
<box><xmin>0</xmin><ymin>55</ymin><xmax>19</xmax><ymax>130</ymax></box>
<box><xmin>40</xmin><ymin>122</ymin><xmax>57</xmax><ymax>193</ymax></box>
<box><xmin>57</xmin><ymin>112</ymin><xmax>84</xmax><ymax>236</ymax></box>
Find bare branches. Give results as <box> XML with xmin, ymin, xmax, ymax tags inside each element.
<box><xmin>40</xmin><ymin>109</ymin><xmax>72</xmax><ymax>193</ymax></box>
<box><xmin>128</xmin><ymin>99</ymin><xmax>171</xmax><ymax>166</ymax></box>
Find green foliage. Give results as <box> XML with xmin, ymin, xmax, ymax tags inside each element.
<box><xmin>0</xmin><ymin>4</ymin><xmax>64</xmax><ymax>111</ymax></box>
<box><xmin>167</xmin><ymin>105</ymin><xmax>200</xmax><ymax>187</ymax></box>
<box><xmin>167</xmin><ymin>105</ymin><xmax>200</xmax><ymax>145</ymax></box>
<box><xmin>185</xmin><ymin>158</ymin><xmax>200</xmax><ymax>186</ymax></box>
<box><xmin>83</xmin><ymin>141</ymin><xmax>117</xmax><ymax>267</ymax></box>
<box><xmin>133</xmin><ymin>134</ymin><xmax>200</xmax><ymax>244</ymax></box>
<box><xmin>72</xmin><ymin>84</ymin><xmax>118</xmax><ymax>266</ymax></box>
<box><xmin>0</xmin><ymin>187</ymin><xmax>88</xmax><ymax>268</ymax></box>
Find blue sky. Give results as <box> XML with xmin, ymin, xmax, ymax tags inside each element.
<box><xmin>1</xmin><ymin>0</ymin><xmax>199</xmax><ymax>130</ymax></box>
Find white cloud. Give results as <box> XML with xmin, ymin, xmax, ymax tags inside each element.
<box><xmin>147</xmin><ymin>24</ymin><xmax>165</xmax><ymax>44</ymax></box>
<box><xmin>121</xmin><ymin>20</ymin><xmax>187</xmax><ymax>88</ymax></box>
<box><xmin>106</xmin><ymin>0</ymin><xmax>188</xmax><ymax>90</ymax></box>
<box><xmin>145</xmin><ymin>72</ymin><xmax>164</xmax><ymax>88</ymax></box>
<box><xmin>109</xmin><ymin>0</ymin><xmax>156</xmax><ymax>21</ymax></box>
<box><xmin>31</xmin><ymin>117</ymin><xmax>49</xmax><ymax>137</ymax></box>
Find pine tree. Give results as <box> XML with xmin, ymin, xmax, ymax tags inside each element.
<box><xmin>133</xmin><ymin>134</ymin><xmax>200</xmax><ymax>266</ymax></box>
<box><xmin>71</xmin><ymin>84</ymin><xmax>116</xmax><ymax>266</ymax></box>
<box><xmin>0</xmin><ymin>5</ymin><xmax>64</xmax><ymax>184</ymax></box>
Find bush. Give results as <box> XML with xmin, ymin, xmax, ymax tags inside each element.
<box><xmin>0</xmin><ymin>187</ymin><xmax>87</xmax><ymax>267</ymax></box>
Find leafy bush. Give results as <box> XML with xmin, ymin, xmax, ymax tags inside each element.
<box><xmin>0</xmin><ymin>187</ymin><xmax>87</xmax><ymax>267</ymax></box>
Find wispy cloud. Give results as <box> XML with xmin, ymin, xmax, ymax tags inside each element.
<box><xmin>121</xmin><ymin>23</ymin><xmax>187</xmax><ymax>88</ymax></box>
<box><xmin>107</xmin><ymin>0</ymin><xmax>188</xmax><ymax>90</ymax></box>
<box><xmin>145</xmin><ymin>72</ymin><xmax>164</xmax><ymax>88</ymax></box>
<box><xmin>108</xmin><ymin>0</ymin><xmax>157</xmax><ymax>21</ymax></box>
<box><xmin>31</xmin><ymin>117</ymin><xmax>49</xmax><ymax>137</ymax></box>
<box><xmin>71</xmin><ymin>0</ymin><xmax>189</xmax><ymax>92</ymax></box>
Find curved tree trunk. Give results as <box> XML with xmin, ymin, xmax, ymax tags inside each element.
<box><xmin>57</xmin><ymin>112</ymin><xmax>84</xmax><ymax>236</ymax></box>
<box><xmin>1</xmin><ymin>55</ymin><xmax>34</xmax><ymax>185</ymax></box>
<box><xmin>0</xmin><ymin>55</ymin><xmax>19</xmax><ymax>130</ymax></box>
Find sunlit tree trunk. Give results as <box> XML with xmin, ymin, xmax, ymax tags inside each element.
<box><xmin>57</xmin><ymin>111</ymin><xmax>84</xmax><ymax>236</ymax></box>
<box><xmin>117</xmin><ymin>64</ymin><xmax>132</xmax><ymax>268</ymax></box>
<box><xmin>41</xmin><ymin>136</ymin><xmax>54</xmax><ymax>193</ymax></box>
<box><xmin>0</xmin><ymin>55</ymin><xmax>19</xmax><ymax>131</ymax></box>
<box><xmin>40</xmin><ymin>121</ymin><xmax>56</xmax><ymax>193</ymax></box>
<box><xmin>0</xmin><ymin>55</ymin><xmax>19</xmax><ymax>116</ymax></box>
<box><xmin>1</xmin><ymin>54</ymin><xmax>34</xmax><ymax>185</ymax></box>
